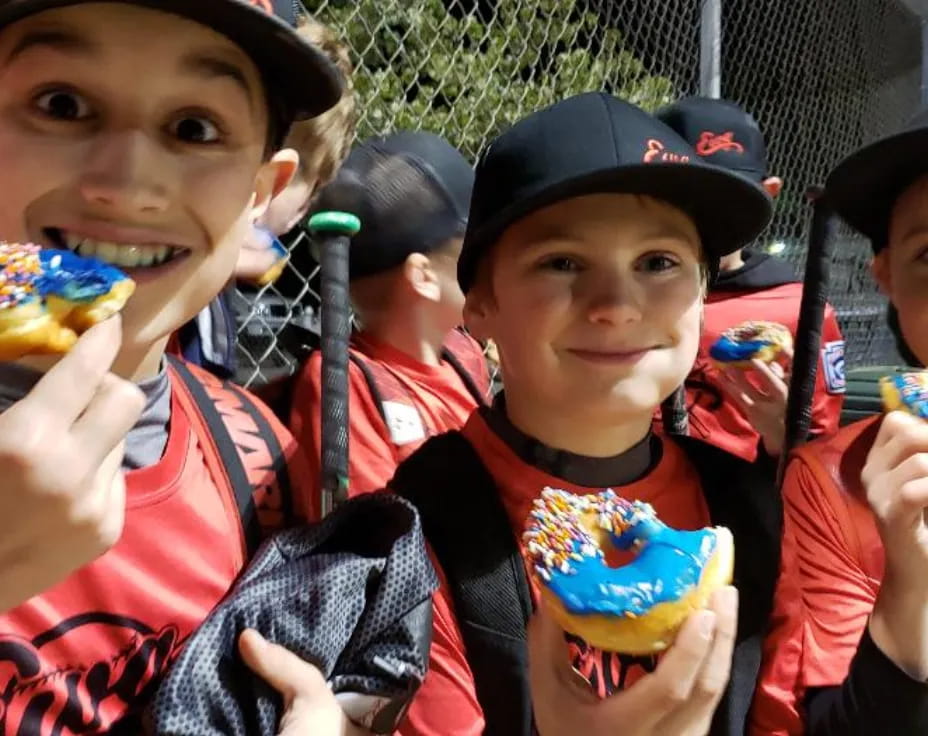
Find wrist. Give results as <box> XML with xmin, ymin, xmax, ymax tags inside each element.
<box><xmin>871</xmin><ymin>572</ymin><xmax>928</xmax><ymax>681</ymax></box>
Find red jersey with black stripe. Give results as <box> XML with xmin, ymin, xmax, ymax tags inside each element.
<box><xmin>749</xmin><ymin>417</ymin><xmax>884</xmax><ymax>735</ymax></box>
<box><xmin>0</xmin><ymin>363</ymin><xmax>313</xmax><ymax>735</ymax></box>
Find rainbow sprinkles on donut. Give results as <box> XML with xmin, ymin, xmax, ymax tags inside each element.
<box><xmin>524</xmin><ymin>488</ymin><xmax>734</xmax><ymax>655</ymax></box>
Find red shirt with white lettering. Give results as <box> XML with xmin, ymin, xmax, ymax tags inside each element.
<box><xmin>0</xmin><ymin>372</ymin><xmax>313</xmax><ymax>735</ymax></box>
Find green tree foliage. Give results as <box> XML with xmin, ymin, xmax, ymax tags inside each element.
<box><xmin>306</xmin><ymin>0</ymin><xmax>677</xmax><ymax>158</ymax></box>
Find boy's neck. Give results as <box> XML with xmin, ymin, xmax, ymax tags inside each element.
<box><xmin>359</xmin><ymin>311</ymin><xmax>449</xmax><ymax>367</ymax></box>
<box><xmin>18</xmin><ymin>336</ymin><xmax>170</xmax><ymax>383</ymax></box>
<box><xmin>503</xmin><ymin>388</ymin><xmax>654</xmax><ymax>458</ymax></box>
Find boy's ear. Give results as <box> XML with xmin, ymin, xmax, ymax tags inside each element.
<box><xmin>405</xmin><ymin>253</ymin><xmax>441</xmax><ymax>302</ymax></box>
<box><xmin>762</xmin><ymin>176</ymin><xmax>783</xmax><ymax>199</ymax></box>
<box><xmin>871</xmin><ymin>251</ymin><xmax>892</xmax><ymax>297</ymax></box>
<box><xmin>251</xmin><ymin>148</ymin><xmax>300</xmax><ymax>222</ymax></box>
<box><xmin>463</xmin><ymin>287</ymin><xmax>494</xmax><ymax>342</ymax></box>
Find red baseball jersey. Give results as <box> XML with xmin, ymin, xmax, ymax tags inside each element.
<box><xmin>0</xmin><ymin>365</ymin><xmax>313</xmax><ymax>735</ymax></box>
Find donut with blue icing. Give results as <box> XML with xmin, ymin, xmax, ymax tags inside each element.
<box><xmin>880</xmin><ymin>372</ymin><xmax>928</xmax><ymax>419</ymax></box>
<box><xmin>0</xmin><ymin>243</ymin><xmax>134</xmax><ymax>360</ymax></box>
<box><xmin>523</xmin><ymin>488</ymin><xmax>734</xmax><ymax>655</ymax></box>
<box><xmin>709</xmin><ymin>320</ymin><xmax>792</xmax><ymax>369</ymax></box>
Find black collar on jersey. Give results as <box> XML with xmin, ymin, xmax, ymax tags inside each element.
<box><xmin>481</xmin><ymin>396</ymin><xmax>661</xmax><ymax>488</ymax></box>
<box><xmin>713</xmin><ymin>250</ymin><xmax>798</xmax><ymax>291</ymax></box>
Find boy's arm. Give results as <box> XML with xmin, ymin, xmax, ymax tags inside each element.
<box><xmin>750</xmin><ymin>451</ymin><xmax>928</xmax><ymax>736</ymax></box>
<box><xmin>289</xmin><ymin>353</ymin><xmax>401</xmax><ymax>498</ymax></box>
<box><xmin>808</xmin><ymin>305</ymin><xmax>845</xmax><ymax>441</ymax></box>
<box><xmin>0</xmin><ymin>319</ymin><xmax>144</xmax><ymax>612</ymax></box>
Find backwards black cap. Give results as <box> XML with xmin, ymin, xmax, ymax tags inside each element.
<box><xmin>311</xmin><ymin>130</ymin><xmax>474</xmax><ymax>281</ymax></box>
<box><xmin>826</xmin><ymin>108</ymin><xmax>928</xmax><ymax>252</ymax></box>
<box><xmin>458</xmin><ymin>92</ymin><xmax>773</xmax><ymax>293</ymax></box>
<box><xmin>656</xmin><ymin>96</ymin><xmax>769</xmax><ymax>183</ymax></box>
<box><xmin>0</xmin><ymin>0</ymin><xmax>343</xmax><ymax>120</ymax></box>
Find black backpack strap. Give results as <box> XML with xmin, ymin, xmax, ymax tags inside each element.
<box><xmin>672</xmin><ymin>435</ymin><xmax>782</xmax><ymax>736</ymax></box>
<box><xmin>348</xmin><ymin>351</ymin><xmax>392</xmax><ymax>424</ymax></box>
<box><xmin>391</xmin><ymin>432</ymin><xmax>534</xmax><ymax>736</ymax></box>
<box><xmin>167</xmin><ymin>356</ymin><xmax>262</xmax><ymax>557</ymax></box>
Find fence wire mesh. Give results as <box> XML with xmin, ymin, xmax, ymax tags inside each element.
<box><xmin>233</xmin><ymin>0</ymin><xmax>922</xmax><ymax>387</ymax></box>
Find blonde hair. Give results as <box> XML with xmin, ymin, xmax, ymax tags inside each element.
<box><xmin>288</xmin><ymin>16</ymin><xmax>358</xmax><ymax>190</ymax></box>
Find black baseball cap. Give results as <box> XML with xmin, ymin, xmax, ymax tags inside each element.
<box><xmin>826</xmin><ymin>108</ymin><xmax>928</xmax><ymax>252</ymax></box>
<box><xmin>311</xmin><ymin>130</ymin><xmax>474</xmax><ymax>280</ymax></box>
<box><xmin>0</xmin><ymin>0</ymin><xmax>343</xmax><ymax>120</ymax></box>
<box><xmin>656</xmin><ymin>96</ymin><xmax>769</xmax><ymax>182</ymax></box>
<box><xmin>458</xmin><ymin>92</ymin><xmax>773</xmax><ymax>292</ymax></box>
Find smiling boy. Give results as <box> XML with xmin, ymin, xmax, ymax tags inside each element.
<box><xmin>0</xmin><ymin>1</ymin><xmax>345</xmax><ymax>733</ymax></box>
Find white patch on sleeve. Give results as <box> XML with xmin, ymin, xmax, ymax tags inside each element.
<box><xmin>381</xmin><ymin>401</ymin><xmax>427</xmax><ymax>445</ymax></box>
<box><xmin>821</xmin><ymin>340</ymin><xmax>846</xmax><ymax>394</ymax></box>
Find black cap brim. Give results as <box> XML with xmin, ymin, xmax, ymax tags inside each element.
<box><xmin>0</xmin><ymin>0</ymin><xmax>342</xmax><ymax>119</ymax></box>
<box><xmin>458</xmin><ymin>162</ymin><xmax>772</xmax><ymax>292</ymax></box>
<box><xmin>825</xmin><ymin>127</ymin><xmax>928</xmax><ymax>249</ymax></box>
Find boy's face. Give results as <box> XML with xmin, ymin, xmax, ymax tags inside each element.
<box><xmin>874</xmin><ymin>174</ymin><xmax>928</xmax><ymax>364</ymax></box>
<box><xmin>0</xmin><ymin>4</ymin><xmax>293</xmax><ymax>351</ymax></box>
<box><xmin>465</xmin><ymin>193</ymin><xmax>704</xmax><ymax>424</ymax></box>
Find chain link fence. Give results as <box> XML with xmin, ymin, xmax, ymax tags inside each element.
<box><xmin>234</xmin><ymin>0</ymin><xmax>923</xmax><ymax>387</ymax></box>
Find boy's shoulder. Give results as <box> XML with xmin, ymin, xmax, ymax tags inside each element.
<box><xmin>790</xmin><ymin>414</ymin><xmax>882</xmax><ymax>495</ymax></box>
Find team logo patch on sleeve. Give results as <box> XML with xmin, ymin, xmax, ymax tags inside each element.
<box><xmin>822</xmin><ymin>340</ymin><xmax>846</xmax><ymax>394</ymax></box>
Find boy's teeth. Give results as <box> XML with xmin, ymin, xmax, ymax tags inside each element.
<box><xmin>61</xmin><ymin>234</ymin><xmax>176</xmax><ymax>268</ymax></box>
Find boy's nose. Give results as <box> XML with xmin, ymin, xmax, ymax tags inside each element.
<box><xmin>78</xmin><ymin>130</ymin><xmax>171</xmax><ymax>215</ymax></box>
<box><xmin>585</xmin><ymin>274</ymin><xmax>643</xmax><ymax>325</ymax></box>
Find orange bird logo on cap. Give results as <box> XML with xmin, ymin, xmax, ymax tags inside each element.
<box><xmin>248</xmin><ymin>0</ymin><xmax>273</xmax><ymax>12</ymax></box>
<box><xmin>696</xmin><ymin>131</ymin><xmax>745</xmax><ymax>156</ymax></box>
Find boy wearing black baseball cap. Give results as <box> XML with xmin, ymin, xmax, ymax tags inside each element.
<box><xmin>657</xmin><ymin>97</ymin><xmax>845</xmax><ymax>462</ymax></box>
<box><xmin>751</xmin><ymin>114</ymin><xmax>928</xmax><ymax>735</ymax></box>
<box><xmin>0</xmin><ymin>1</ymin><xmax>357</xmax><ymax>732</ymax></box>
<box><xmin>388</xmin><ymin>92</ymin><xmax>781</xmax><ymax>736</ymax></box>
<box><xmin>288</xmin><ymin>130</ymin><xmax>490</xmax><ymax>498</ymax></box>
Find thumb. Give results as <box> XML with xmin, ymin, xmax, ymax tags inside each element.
<box><xmin>239</xmin><ymin>629</ymin><xmax>328</xmax><ymax>703</ymax></box>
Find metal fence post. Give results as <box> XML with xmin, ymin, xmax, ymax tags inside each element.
<box><xmin>700</xmin><ymin>0</ymin><xmax>722</xmax><ymax>97</ymax></box>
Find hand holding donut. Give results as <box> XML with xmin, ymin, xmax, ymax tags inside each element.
<box><xmin>0</xmin><ymin>318</ymin><xmax>144</xmax><ymax>612</ymax></box>
<box><xmin>528</xmin><ymin>586</ymin><xmax>739</xmax><ymax>736</ymax></box>
<box><xmin>716</xmin><ymin>341</ymin><xmax>793</xmax><ymax>457</ymax></box>
<box><xmin>862</xmin><ymin>403</ymin><xmax>928</xmax><ymax>681</ymax></box>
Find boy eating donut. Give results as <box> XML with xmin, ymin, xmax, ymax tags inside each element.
<box><xmin>0</xmin><ymin>1</ymin><xmax>357</xmax><ymax>732</ymax></box>
<box><xmin>750</xmin><ymin>112</ymin><xmax>928</xmax><ymax>735</ymax></box>
<box><xmin>388</xmin><ymin>92</ymin><xmax>782</xmax><ymax>736</ymax></box>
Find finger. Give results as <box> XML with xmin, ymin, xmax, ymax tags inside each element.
<box><xmin>871</xmin><ymin>413</ymin><xmax>928</xmax><ymax>471</ymax></box>
<box><xmin>22</xmin><ymin>317</ymin><xmax>124</xmax><ymax>426</ymax></box>
<box><xmin>749</xmin><ymin>360</ymin><xmax>789</xmax><ymax>402</ymax></box>
<box><xmin>716</xmin><ymin>373</ymin><xmax>756</xmax><ymax>414</ymax></box>
<box><xmin>870</xmin><ymin>456</ymin><xmax>928</xmax><ymax>521</ymax></box>
<box><xmin>630</xmin><ymin>608</ymin><xmax>717</xmax><ymax>712</ymax></box>
<box><xmin>239</xmin><ymin>630</ymin><xmax>327</xmax><ymax>704</ymax></box>
<box><xmin>872</xmin><ymin>410</ymin><xmax>927</xmax><ymax>453</ymax></box>
<box><xmin>693</xmin><ymin>587</ymin><xmax>738</xmax><ymax>702</ymax></box>
<box><xmin>73</xmin><ymin>440</ymin><xmax>128</xmax><ymax>548</ymax></box>
<box><xmin>73</xmin><ymin>373</ymin><xmax>144</xmax><ymax>460</ymax></box>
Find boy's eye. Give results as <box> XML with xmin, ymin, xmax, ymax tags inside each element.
<box><xmin>540</xmin><ymin>256</ymin><xmax>581</xmax><ymax>272</ymax></box>
<box><xmin>639</xmin><ymin>254</ymin><xmax>679</xmax><ymax>272</ymax></box>
<box><xmin>170</xmin><ymin>116</ymin><xmax>221</xmax><ymax>144</ymax></box>
<box><xmin>34</xmin><ymin>89</ymin><xmax>92</xmax><ymax>121</ymax></box>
